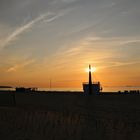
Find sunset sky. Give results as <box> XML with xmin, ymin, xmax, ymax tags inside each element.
<box><xmin>0</xmin><ymin>0</ymin><xmax>140</xmax><ymax>89</ymax></box>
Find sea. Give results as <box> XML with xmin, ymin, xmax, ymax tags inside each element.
<box><xmin>0</xmin><ymin>86</ymin><xmax>140</xmax><ymax>92</ymax></box>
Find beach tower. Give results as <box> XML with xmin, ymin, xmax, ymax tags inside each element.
<box><xmin>83</xmin><ymin>65</ymin><xmax>102</xmax><ymax>95</ymax></box>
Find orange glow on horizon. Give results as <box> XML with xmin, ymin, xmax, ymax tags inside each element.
<box><xmin>1</xmin><ymin>62</ymin><xmax>140</xmax><ymax>89</ymax></box>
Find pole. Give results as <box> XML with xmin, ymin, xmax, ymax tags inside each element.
<box><xmin>89</xmin><ymin>64</ymin><xmax>92</xmax><ymax>94</ymax></box>
<box><xmin>50</xmin><ymin>79</ymin><xmax>52</xmax><ymax>90</ymax></box>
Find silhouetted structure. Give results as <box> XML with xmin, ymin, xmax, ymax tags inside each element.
<box><xmin>88</xmin><ymin>64</ymin><xmax>92</xmax><ymax>95</ymax></box>
<box><xmin>16</xmin><ymin>87</ymin><xmax>38</xmax><ymax>92</ymax></box>
<box><xmin>83</xmin><ymin>65</ymin><xmax>102</xmax><ymax>95</ymax></box>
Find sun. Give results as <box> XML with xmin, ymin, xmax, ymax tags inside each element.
<box><xmin>85</xmin><ymin>67</ymin><xmax>96</xmax><ymax>73</ymax></box>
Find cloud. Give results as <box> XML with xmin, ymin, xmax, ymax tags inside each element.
<box><xmin>0</xmin><ymin>14</ymin><xmax>47</xmax><ymax>50</ymax></box>
<box><xmin>119</xmin><ymin>39</ymin><xmax>140</xmax><ymax>45</ymax></box>
<box><xmin>52</xmin><ymin>0</ymin><xmax>77</xmax><ymax>4</ymax></box>
<box><xmin>102</xmin><ymin>2</ymin><xmax>116</xmax><ymax>8</ymax></box>
<box><xmin>61</xmin><ymin>0</ymin><xmax>77</xmax><ymax>3</ymax></box>
<box><xmin>52</xmin><ymin>35</ymin><xmax>140</xmax><ymax>71</ymax></box>
<box><xmin>99</xmin><ymin>61</ymin><xmax>140</xmax><ymax>70</ymax></box>
<box><xmin>0</xmin><ymin>12</ymin><xmax>63</xmax><ymax>50</ymax></box>
<box><xmin>42</xmin><ymin>12</ymin><xmax>65</xmax><ymax>23</ymax></box>
<box><xmin>80</xmin><ymin>35</ymin><xmax>140</xmax><ymax>47</ymax></box>
<box><xmin>7</xmin><ymin>59</ymin><xmax>35</xmax><ymax>72</ymax></box>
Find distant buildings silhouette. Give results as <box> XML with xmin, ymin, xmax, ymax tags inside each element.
<box><xmin>16</xmin><ymin>87</ymin><xmax>38</xmax><ymax>92</ymax></box>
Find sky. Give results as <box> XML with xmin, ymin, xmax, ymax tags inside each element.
<box><xmin>0</xmin><ymin>0</ymin><xmax>140</xmax><ymax>89</ymax></box>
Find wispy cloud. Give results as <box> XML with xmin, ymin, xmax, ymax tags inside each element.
<box><xmin>42</xmin><ymin>12</ymin><xmax>65</xmax><ymax>23</ymax></box>
<box><xmin>80</xmin><ymin>35</ymin><xmax>140</xmax><ymax>47</ymax></box>
<box><xmin>101</xmin><ymin>2</ymin><xmax>116</xmax><ymax>8</ymax></box>
<box><xmin>99</xmin><ymin>61</ymin><xmax>140</xmax><ymax>70</ymax></box>
<box><xmin>52</xmin><ymin>0</ymin><xmax>78</xmax><ymax>4</ymax></box>
<box><xmin>49</xmin><ymin>34</ymin><xmax>140</xmax><ymax>72</ymax></box>
<box><xmin>7</xmin><ymin>59</ymin><xmax>35</xmax><ymax>72</ymax></box>
<box><xmin>61</xmin><ymin>0</ymin><xmax>77</xmax><ymax>3</ymax></box>
<box><xmin>1</xmin><ymin>14</ymin><xmax>48</xmax><ymax>50</ymax></box>
<box><xmin>0</xmin><ymin>12</ymin><xmax>64</xmax><ymax>50</ymax></box>
<box><xmin>119</xmin><ymin>38</ymin><xmax>140</xmax><ymax>45</ymax></box>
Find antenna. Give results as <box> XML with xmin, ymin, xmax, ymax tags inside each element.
<box><xmin>89</xmin><ymin>64</ymin><xmax>92</xmax><ymax>94</ymax></box>
<box><xmin>50</xmin><ymin>79</ymin><xmax>52</xmax><ymax>90</ymax></box>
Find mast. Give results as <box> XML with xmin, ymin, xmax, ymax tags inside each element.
<box><xmin>50</xmin><ymin>79</ymin><xmax>52</xmax><ymax>90</ymax></box>
<box><xmin>89</xmin><ymin>64</ymin><xmax>92</xmax><ymax>94</ymax></box>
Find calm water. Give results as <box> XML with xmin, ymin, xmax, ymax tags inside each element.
<box><xmin>1</xmin><ymin>86</ymin><xmax>140</xmax><ymax>92</ymax></box>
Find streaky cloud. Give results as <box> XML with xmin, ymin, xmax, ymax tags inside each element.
<box><xmin>0</xmin><ymin>12</ymin><xmax>62</xmax><ymax>50</ymax></box>
<box><xmin>7</xmin><ymin>59</ymin><xmax>35</xmax><ymax>72</ymax></box>
<box><xmin>42</xmin><ymin>12</ymin><xmax>66</xmax><ymax>23</ymax></box>
<box><xmin>99</xmin><ymin>61</ymin><xmax>140</xmax><ymax>70</ymax></box>
<box><xmin>61</xmin><ymin>0</ymin><xmax>78</xmax><ymax>3</ymax></box>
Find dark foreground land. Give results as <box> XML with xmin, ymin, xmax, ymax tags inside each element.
<box><xmin>0</xmin><ymin>91</ymin><xmax>140</xmax><ymax>140</ymax></box>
